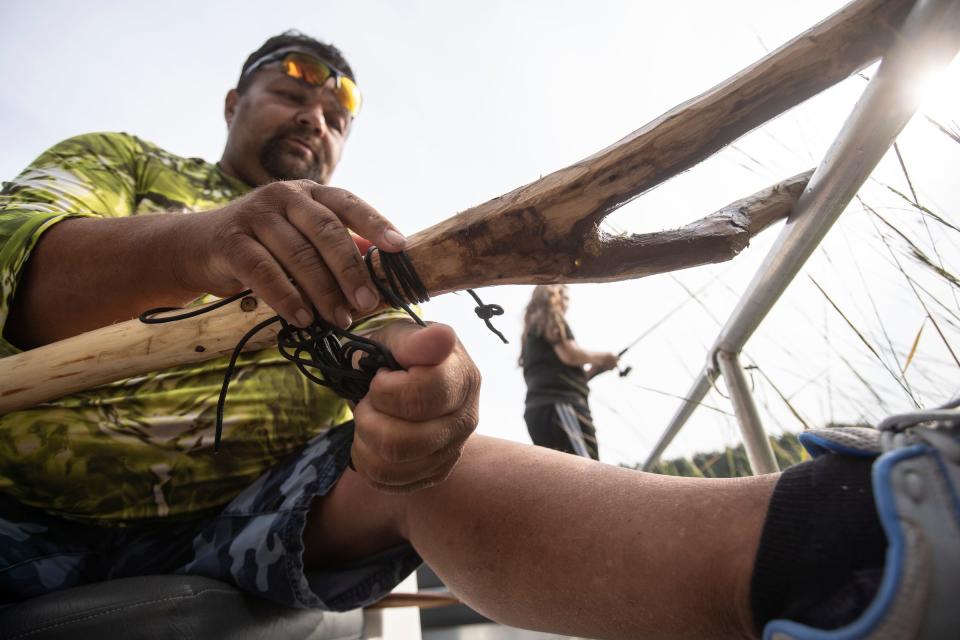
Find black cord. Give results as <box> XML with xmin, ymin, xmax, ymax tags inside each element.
<box><xmin>140</xmin><ymin>294</ymin><xmax>401</xmax><ymax>452</ymax></box>
<box><xmin>216</xmin><ymin>314</ymin><xmax>281</xmax><ymax>451</ymax></box>
<box><xmin>365</xmin><ymin>247</ymin><xmax>507</xmax><ymax>343</ymax></box>
<box><xmin>365</xmin><ymin>248</ymin><xmax>427</xmax><ymax>326</ymax></box>
<box><xmin>466</xmin><ymin>289</ymin><xmax>507</xmax><ymax>344</ymax></box>
<box><xmin>275</xmin><ymin>316</ymin><xmax>399</xmax><ymax>402</ymax></box>
<box><xmin>139</xmin><ymin>290</ymin><xmax>251</xmax><ymax>323</ymax></box>
<box><xmin>140</xmin><ymin>247</ymin><xmax>507</xmax><ymax>453</ymax></box>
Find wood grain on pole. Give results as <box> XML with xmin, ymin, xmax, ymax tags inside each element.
<box><xmin>383</xmin><ymin>0</ymin><xmax>910</xmax><ymax>294</ymax></box>
<box><xmin>0</xmin><ymin>170</ymin><xmax>809</xmax><ymax>414</ymax></box>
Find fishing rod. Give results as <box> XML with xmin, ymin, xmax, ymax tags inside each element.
<box><xmin>587</xmin><ymin>272</ymin><xmax>726</xmax><ymax>381</ymax></box>
<box><xmin>586</xmin><ymin>347</ymin><xmax>633</xmax><ymax>382</ymax></box>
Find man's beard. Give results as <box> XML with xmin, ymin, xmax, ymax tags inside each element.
<box><xmin>259</xmin><ymin>125</ymin><xmax>325</xmax><ymax>182</ymax></box>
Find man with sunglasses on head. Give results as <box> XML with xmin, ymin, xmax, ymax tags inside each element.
<box><xmin>1</xmin><ymin>30</ymin><xmax>959</xmax><ymax>640</ymax></box>
<box><xmin>0</xmin><ymin>30</ymin><xmax>465</xmax><ymax>616</ymax></box>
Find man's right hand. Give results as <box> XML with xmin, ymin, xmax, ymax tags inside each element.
<box><xmin>5</xmin><ymin>179</ymin><xmax>406</xmax><ymax>348</ymax></box>
<box><xmin>178</xmin><ymin>180</ymin><xmax>407</xmax><ymax>329</ymax></box>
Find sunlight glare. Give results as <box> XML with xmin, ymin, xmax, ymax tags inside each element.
<box><xmin>909</xmin><ymin>55</ymin><xmax>960</xmax><ymax>124</ymax></box>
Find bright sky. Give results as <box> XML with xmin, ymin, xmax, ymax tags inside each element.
<box><xmin>2</xmin><ymin>0</ymin><xmax>958</xmax><ymax>466</ymax></box>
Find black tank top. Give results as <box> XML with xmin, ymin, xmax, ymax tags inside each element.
<box><xmin>521</xmin><ymin>323</ymin><xmax>589</xmax><ymax>407</ymax></box>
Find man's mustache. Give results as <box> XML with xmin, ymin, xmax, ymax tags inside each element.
<box><xmin>271</xmin><ymin>125</ymin><xmax>323</xmax><ymax>160</ymax></box>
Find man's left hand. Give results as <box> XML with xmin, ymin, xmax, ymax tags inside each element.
<box><xmin>351</xmin><ymin>321</ymin><xmax>481</xmax><ymax>493</ymax></box>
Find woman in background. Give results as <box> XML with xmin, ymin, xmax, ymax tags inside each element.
<box><xmin>519</xmin><ymin>285</ymin><xmax>619</xmax><ymax>460</ymax></box>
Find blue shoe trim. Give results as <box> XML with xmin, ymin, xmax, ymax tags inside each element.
<box><xmin>763</xmin><ymin>444</ymin><xmax>925</xmax><ymax>640</ymax></box>
<box><xmin>798</xmin><ymin>432</ymin><xmax>878</xmax><ymax>459</ymax></box>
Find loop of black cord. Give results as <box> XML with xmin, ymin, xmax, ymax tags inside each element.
<box><xmin>364</xmin><ymin>247</ymin><xmax>507</xmax><ymax>343</ymax></box>
<box><xmin>466</xmin><ymin>289</ymin><xmax>507</xmax><ymax>344</ymax></box>
<box><xmin>139</xmin><ymin>291</ymin><xmax>250</xmax><ymax>323</ymax></box>
<box><xmin>364</xmin><ymin>248</ymin><xmax>427</xmax><ymax>326</ymax></box>
<box><xmin>140</xmin><ymin>293</ymin><xmax>401</xmax><ymax>452</ymax></box>
<box><xmin>275</xmin><ymin>316</ymin><xmax>400</xmax><ymax>401</ymax></box>
<box><xmin>140</xmin><ymin>246</ymin><xmax>507</xmax><ymax>453</ymax></box>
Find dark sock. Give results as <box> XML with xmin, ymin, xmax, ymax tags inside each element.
<box><xmin>750</xmin><ymin>454</ymin><xmax>887</xmax><ymax>633</ymax></box>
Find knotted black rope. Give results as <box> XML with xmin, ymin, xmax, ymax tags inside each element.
<box><xmin>140</xmin><ymin>247</ymin><xmax>506</xmax><ymax>453</ymax></box>
<box><xmin>365</xmin><ymin>248</ymin><xmax>428</xmax><ymax>326</ymax></box>
<box><xmin>141</xmin><ymin>293</ymin><xmax>399</xmax><ymax>452</ymax></box>
<box><xmin>467</xmin><ymin>289</ymin><xmax>507</xmax><ymax>343</ymax></box>
<box><xmin>364</xmin><ymin>247</ymin><xmax>507</xmax><ymax>344</ymax></box>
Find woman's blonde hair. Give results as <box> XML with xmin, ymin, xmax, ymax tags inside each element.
<box><xmin>519</xmin><ymin>284</ymin><xmax>568</xmax><ymax>365</ymax></box>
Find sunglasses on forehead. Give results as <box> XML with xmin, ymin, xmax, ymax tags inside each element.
<box><xmin>243</xmin><ymin>50</ymin><xmax>362</xmax><ymax>117</ymax></box>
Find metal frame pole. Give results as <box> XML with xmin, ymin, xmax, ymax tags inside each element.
<box><xmin>715</xmin><ymin>350</ymin><xmax>778</xmax><ymax>474</ymax></box>
<box><xmin>641</xmin><ymin>369</ymin><xmax>712</xmax><ymax>471</ymax></box>
<box><xmin>643</xmin><ymin>0</ymin><xmax>960</xmax><ymax>473</ymax></box>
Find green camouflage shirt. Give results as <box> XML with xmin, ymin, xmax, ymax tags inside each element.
<box><xmin>0</xmin><ymin>132</ymin><xmax>404</xmax><ymax>524</ymax></box>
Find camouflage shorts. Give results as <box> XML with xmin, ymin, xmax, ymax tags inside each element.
<box><xmin>0</xmin><ymin>422</ymin><xmax>421</xmax><ymax>610</ymax></box>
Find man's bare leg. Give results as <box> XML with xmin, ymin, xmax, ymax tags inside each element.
<box><xmin>305</xmin><ymin>435</ymin><xmax>777</xmax><ymax>640</ymax></box>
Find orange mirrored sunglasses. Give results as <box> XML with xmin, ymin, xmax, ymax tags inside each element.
<box><xmin>244</xmin><ymin>50</ymin><xmax>362</xmax><ymax>117</ymax></box>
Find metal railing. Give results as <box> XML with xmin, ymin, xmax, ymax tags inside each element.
<box><xmin>642</xmin><ymin>0</ymin><xmax>960</xmax><ymax>474</ymax></box>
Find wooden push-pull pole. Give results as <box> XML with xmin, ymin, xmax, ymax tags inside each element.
<box><xmin>0</xmin><ymin>0</ymin><xmax>913</xmax><ymax>414</ymax></box>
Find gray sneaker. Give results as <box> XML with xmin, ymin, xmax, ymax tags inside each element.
<box><xmin>765</xmin><ymin>400</ymin><xmax>960</xmax><ymax>640</ymax></box>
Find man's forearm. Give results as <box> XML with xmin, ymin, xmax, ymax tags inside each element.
<box><xmin>5</xmin><ymin>214</ymin><xmax>204</xmax><ymax>349</ymax></box>
<box><xmin>4</xmin><ymin>182</ymin><xmax>410</xmax><ymax>352</ymax></box>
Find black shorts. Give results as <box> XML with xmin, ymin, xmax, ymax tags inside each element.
<box><xmin>0</xmin><ymin>422</ymin><xmax>421</xmax><ymax>611</ymax></box>
<box><xmin>524</xmin><ymin>401</ymin><xmax>598</xmax><ymax>460</ymax></box>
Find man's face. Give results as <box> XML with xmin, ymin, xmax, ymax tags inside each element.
<box><xmin>221</xmin><ymin>64</ymin><xmax>352</xmax><ymax>186</ymax></box>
